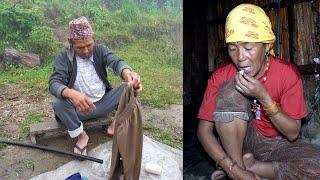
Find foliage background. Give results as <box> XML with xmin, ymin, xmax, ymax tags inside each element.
<box><xmin>0</xmin><ymin>0</ymin><xmax>182</xmax><ymax>108</ymax></box>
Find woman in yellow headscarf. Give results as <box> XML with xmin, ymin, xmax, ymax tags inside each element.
<box><xmin>197</xmin><ymin>3</ymin><xmax>320</xmax><ymax>180</ymax></box>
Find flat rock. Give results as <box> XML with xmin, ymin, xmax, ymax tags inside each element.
<box><xmin>30</xmin><ymin>136</ymin><xmax>182</xmax><ymax>180</ymax></box>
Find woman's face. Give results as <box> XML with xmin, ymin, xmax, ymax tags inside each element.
<box><xmin>227</xmin><ymin>42</ymin><xmax>270</xmax><ymax>79</ymax></box>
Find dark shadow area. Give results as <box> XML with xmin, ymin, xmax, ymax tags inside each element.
<box><xmin>183</xmin><ymin>0</ymin><xmax>320</xmax><ymax>178</ymax></box>
<box><xmin>183</xmin><ymin>0</ymin><xmax>216</xmax><ymax>178</ymax></box>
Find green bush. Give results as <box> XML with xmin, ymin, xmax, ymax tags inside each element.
<box><xmin>131</xmin><ymin>15</ymin><xmax>168</xmax><ymax>40</ymax></box>
<box><xmin>118</xmin><ymin>0</ymin><xmax>140</xmax><ymax>22</ymax></box>
<box><xmin>0</xmin><ymin>4</ymin><xmax>57</xmax><ymax>61</ymax></box>
<box><xmin>0</xmin><ymin>6</ymin><xmax>42</xmax><ymax>52</ymax></box>
<box><xmin>95</xmin><ymin>30</ymin><xmax>135</xmax><ymax>50</ymax></box>
<box><xmin>27</xmin><ymin>26</ymin><xmax>58</xmax><ymax>60</ymax></box>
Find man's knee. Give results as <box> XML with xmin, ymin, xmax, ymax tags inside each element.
<box><xmin>52</xmin><ymin>97</ymin><xmax>73</xmax><ymax>111</ymax></box>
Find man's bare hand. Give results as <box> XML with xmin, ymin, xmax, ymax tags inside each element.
<box><xmin>122</xmin><ymin>69</ymin><xmax>142</xmax><ymax>92</ymax></box>
<box><xmin>62</xmin><ymin>88</ymin><xmax>96</xmax><ymax>114</ymax></box>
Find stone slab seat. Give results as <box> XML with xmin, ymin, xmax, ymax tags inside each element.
<box><xmin>30</xmin><ymin>116</ymin><xmax>112</xmax><ymax>144</ymax></box>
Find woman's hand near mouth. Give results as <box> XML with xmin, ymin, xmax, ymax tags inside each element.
<box><xmin>234</xmin><ymin>72</ymin><xmax>269</xmax><ymax>101</ymax></box>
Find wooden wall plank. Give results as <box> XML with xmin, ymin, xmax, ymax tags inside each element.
<box><xmin>267</xmin><ymin>7</ymin><xmax>290</xmax><ymax>60</ymax></box>
<box><xmin>292</xmin><ymin>1</ymin><xmax>317</xmax><ymax>65</ymax></box>
<box><xmin>314</xmin><ymin>0</ymin><xmax>320</xmax><ymax>56</ymax></box>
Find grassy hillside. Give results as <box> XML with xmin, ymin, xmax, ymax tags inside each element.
<box><xmin>0</xmin><ymin>0</ymin><xmax>182</xmax><ymax>108</ymax></box>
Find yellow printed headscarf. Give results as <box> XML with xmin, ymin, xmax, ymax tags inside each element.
<box><xmin>225</xmin><ymin>4</ymin><xmax>276</xmax><ymax>44</ymax></box>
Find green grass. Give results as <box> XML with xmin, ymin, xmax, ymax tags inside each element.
<box><xmin>0</xmin><ymin>62</ymin><xmax>53</xmax><ymax>93</ymax></box>
<box><xmin>19</xmin><ymin>111</ymin><xmax>44</xmax><ymax>140</ymax></box>
<box><xmin>15</xmin><ymin>159</ymin><xmax>34</xmax><ymax>174</ymax></box>
<box><xmin>0</xmin><ymin>0</ymin><xmax>182</xmax><ymax>148</ymax></box>
<box><xmin>109</xmin><ymin>39</ymin><xmax>182</xmax><ymax>108</ymax></box>
<box><xmin>143</xmin><ymin>124</ymin><xmax>182</xmax><ymax>148</ymax></box>
<box><xmin>0</xmin><ymin>82</ymin><xmax>6</xmax><ymax>92</ymax></box>
<box><xmin>15</xmin><ymin>167</ymin><xmax>23</xmax><ymax>174</ymax></box>
<box><xmin>0</xmin><ymin>131</ymin><xmax>7</xmax><ymax>150</ymax></box>
<box><xmin>23</xmin><ymin>159</ymin><xmax>34</xmax><ymax>169</ymax></box>
<box><xmin>145</xmin><ymin>114</ymin><xmax>158</xmax><ymax>122</ymax></box>
<box><xmin>0</xmin><ymin>140</ymin><xmax>7</xmax><ymax>151</ymax></box>
<box><xmin>0</xmin><ymin>39</ymin><xmax>182</xmax><ymax>109</ymax></box>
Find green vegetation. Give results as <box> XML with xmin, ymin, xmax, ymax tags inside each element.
<box><xmin>143</xmin><ymin>124</ymin><xmax>182</xmax><ymax>148</ymax></box>
<box><xmin>19</xmin><ymin>111</ymin><xmax>44</xmax><ymax>140</ymax></box>
<box><xmin>0</xmin><ymin>0</ymin><xmax>182</xmax><ymax>108</ymax></box>
<box><xmin>0</xmin><ymin>131</ymin><xmax>7</xmax><ymax>150</ymax></box>
<box><xmin>15</xmin><ymin>159</ymin><xmax>34</xmax><ymax>174</ymax></box>
<box><xmin>0</xmin><ymin>144</ymin><xmax>6</xmax><ymax>151</ymax></box>
<box><xmin>0</xmin><ymin>3</ymin><xmax>58</xmax><ymax>59</ymax></box>
<box><xmin>145</xmin><ymin>113</ymin><xmax>158</xmax><ymax>122</ymax></box>
<box><xmin>23</xmin><ymin>159</ymin><xmax>34</xmax><ymax>169</ymax></box>
<box><xmin>0</xmin><ymin>0</ymin><xmax>182</xmax><ymax>148</ymax></box>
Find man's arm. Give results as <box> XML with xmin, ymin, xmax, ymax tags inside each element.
<box><xmin>100</xmin><ymin>45</ymin><xmax>142</xmax><ymax>91</ymax></box>
<box><xmin>49</xmin><ymin>49</ymin><xmax>95</xmax><ymax>114</ymax></box>
<box><xmin>121</xmin><ymin>69</ymin><xmax>142</xmax><ymax>92</ymax></box>
<box><xmin>101</xmin><ymin>45</ymin><xmax>131</xmax><ymax>75</ymax></box>
<box><xmin>49</xmin><ymin>50</ymin><xmax>70</xmax><ymax>99</ymax></box>
<box><xmin>61</xmin><ymin>88</ymin><xmax>95</xmax><ymax>114</ymax></box>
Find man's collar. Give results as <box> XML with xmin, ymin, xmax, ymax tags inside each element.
<box><xmin>76</xmin><ymin>54</ymin><xmax>94</xmax><ymax>62</ymax></box>
<box><xmin>66</xmin><ymin>45</ymin><xmax>75</xmax><ymax>62</ymax></box>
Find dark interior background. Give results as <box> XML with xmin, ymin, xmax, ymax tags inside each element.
<box><xmin>183</xmin><ymin>0</ymin><xmax>320</xmax><ymax>178</ymax></box>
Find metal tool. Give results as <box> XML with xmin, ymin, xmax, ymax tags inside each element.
<box><xmin>0</xmin><ymin>139</ymin><xmax>103</xmax><ymax>164</ymax></box>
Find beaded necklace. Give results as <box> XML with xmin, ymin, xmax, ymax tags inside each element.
<box><xmin>250</xmin><ymin>58</ymin><xmax>270</xmax><ymax>120</ymax></box>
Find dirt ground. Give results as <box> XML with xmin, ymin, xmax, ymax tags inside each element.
<box><xmin>0</xmin><ymin>83</ymin><xmax>182</xmax><ymax>179</ymax></box>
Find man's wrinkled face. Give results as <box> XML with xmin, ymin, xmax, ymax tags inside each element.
<box><xmin>227</xmin><ymin>42</ymin><xmax>269</xmax><ymax>79</ymax></box>
<box><xmin>70</xmin><ymin>38</ymin><xmax>94</xmax><ymax>59</ymax></box>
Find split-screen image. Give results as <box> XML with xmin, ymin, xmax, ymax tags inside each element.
<box><xmin>0</xmin><ymin>0</ymin><xmax>319</xmax><ymax>179</ymax></box>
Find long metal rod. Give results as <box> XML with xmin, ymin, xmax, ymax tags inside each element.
<box><xmin>0</xmin><ymin>139</ymin><xmax>103</xmax><ymax>164</ymax></box>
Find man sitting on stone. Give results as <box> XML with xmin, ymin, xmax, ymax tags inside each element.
<box><xmin>49</xmin><ymin>16</ymin><xmax>142</xmax><ymax>156</ymax></box>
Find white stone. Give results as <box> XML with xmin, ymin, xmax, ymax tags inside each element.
<box><xmin>30</xmin><ymin>135</ymin><xmax>182</xmax><ymax>180</ymax></box>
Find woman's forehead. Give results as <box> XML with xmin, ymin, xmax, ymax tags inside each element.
<box><xmin>227</xmin><ymin>42</ymin><xmax>263</xmax><ymax>46</ymax></box>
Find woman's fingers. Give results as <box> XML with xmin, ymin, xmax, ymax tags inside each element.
<box><xmin>235</xmin><ymin>73</ymin><xmax>249</xmax><ymax>94</ymax></box>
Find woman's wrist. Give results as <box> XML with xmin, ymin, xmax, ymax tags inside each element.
<box><xmin>218</xmin><ymin>157</ymin><xmax>238</xmax><ymax>178</ymax></box>
<box><xmin>217</xmin><ymin>156</ymin><xmax>228</xmax><ymax>165</ymax></box>
<box><xmin>258</xmin><ymin>93</ymin><xmax>282</xmax><ymax>117</ymax></box>
<box><xmin>227</xmin><ymin>162</ymin><xmax>241</xmax><ymax>178</ymax></box>
<box><xmin>257</xmin><ymin>92</ymin><xmax>273</xmax><ymax>106</ymax></box>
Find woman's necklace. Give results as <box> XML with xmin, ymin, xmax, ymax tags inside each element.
<box><xmin>250</xmin><ymin>59</ymin><xmax>270</xmax><ymax>120</ymax></box>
